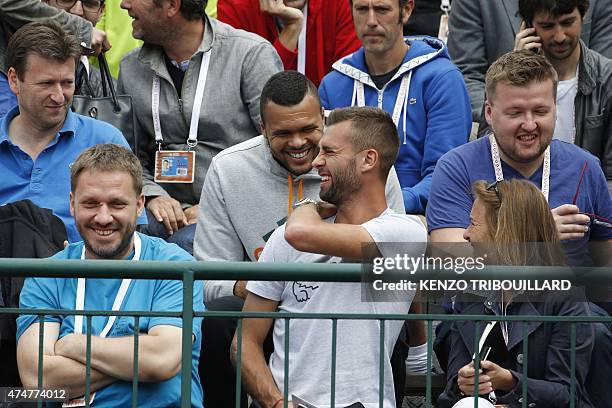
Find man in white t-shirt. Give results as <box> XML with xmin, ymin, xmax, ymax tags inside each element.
<box><xmin>232</xmin><ymin>107</ymin><xmax>427</xmax><ymax>408</ymax></box>
<box><xmin>511</xmin><ymin>0</ymin><xmax>612</xmax><ymax>190</ymax></box>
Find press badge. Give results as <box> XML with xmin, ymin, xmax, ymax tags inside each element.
<box><xmin>62</xmin><ymin>393</ymin><xmax>95</xmax><ymax>407</ymax></box>
<box><xmin>154</xmin><ymin>150</ymin><xmax>196</xmax><ymax>183</ymax></box>
<box><xmin>438</xmin><ymin>0</ymin><xmax>450</xmax><ymax>44</ymax></box>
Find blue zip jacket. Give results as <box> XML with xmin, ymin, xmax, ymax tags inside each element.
<box><xmin>319</xmin><ymin>37</ymin><xmax>471</xmax><ymax>214</ymax></box>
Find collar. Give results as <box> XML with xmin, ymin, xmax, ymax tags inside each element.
<box><xmin>0</xmin><ymin>106</ymin><xmax>75</xmax><ymax>145</ymax></box>
<box><xmin>138</xmin><ymin>15</ymin><xmax>213</xmax><ymax>76</ymax></box>
<box><xmin>332</xmin><ymin>37</ymin><xmax>445</xmax><ymax>89</ymax></box>
<box><xmin>577</xmin><ymin>40</ymin><xmax>597</xmax><ymax>95</ymax></box>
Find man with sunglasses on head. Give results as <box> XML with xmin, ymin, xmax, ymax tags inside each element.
<box><xmin>43</xmin><ymin>0</ymin><xmax>107</xmax><ymax>98</ymax></box>
<box><xmin>427</xmin><ymin>50</ymin><xmax>612</xmax><ymax>407</ymax></box>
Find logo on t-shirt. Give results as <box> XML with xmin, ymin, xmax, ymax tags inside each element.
<box><xmin>292</xmin><ymin>282</ymin><xmax>319</xmax><ymax>302</ymax></box>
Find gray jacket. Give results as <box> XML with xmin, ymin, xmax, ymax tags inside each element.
<box><xmin>478</xmin><ymin>42</ymin><xmax>612</xmax><ymax>187</ymax></box>
<box><xmin>448</xmin><ymin>0</ymin><xmax>612</xmax><ymax>121</ymax></box>
<box><xmin>0</xmin><ymin>0</ymin><xmax>92</xmax><ymax>73</ymax></box>
<box><xmin>117</xmin><ymin>16</ymin><xmax>282</xmax><ymax>206</ymax></box>
<box><xmin>194</xmin><ymin>135</ymin><xmax>407</xmax><ymax>302</ymax></box>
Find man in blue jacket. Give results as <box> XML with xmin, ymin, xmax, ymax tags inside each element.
<box><xmin>319</xmin><ymin>0</ymin><xmax>472</xmax><ymax>215</ymax></box>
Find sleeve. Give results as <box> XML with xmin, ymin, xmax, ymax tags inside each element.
<box><xmin>588</xmin><ymin>159</ymin><xmax>612</xmax><ymax>241</ymax></box>
<box><xmin>16</xmin><ymin>277</ymin><xmax>62</xmax><ymax>341</ymax></box>
<box><xmin>499</xmin><ymin>297</ymin><xmax>594</xmax><ymax>406</ymax></box>
<box><xmin>240</xmin><ymin>41</ymin><xmax>283</xmax><ymax>132</ymax></box>
<box><xmin>117</xmin><ymin>65</ymin><xmax>169</xmax><ymax>199</ymax></box>
<box><xmin>0</xmin><ymin>0</ymin><xmax>92</xmax><ymax>61</ymax></box>
<box><xmin>331</xmin><ymin>0</ymin><xmax>361</xmax><ymax>62</ymax></box>
<box><xmin>385</xmin><ymin>166</ymin><xmax>406</xmax><ymax>214</ymax></box>
<box><xmin>403</xmin><ymin>69</ymin><xmax>472</xmax><ymax>215</ymax></box>
<box><xmin>587</xmin><ymin>0</ymin><xmax>612</xmax><ymax>60</ymax></box>
<box><xmin>318</xmin><ymin>76</ymin><xmax>332</xmax><ymax>110</ymax></box>
<box><xmin>447</xmin><ymin>0</ymin><xmax>488</xmax><ymax>121</ymax></box>
<box><xmin>245</xmin><ymin>226</ymin><xmax>287</xmax><ymax>301</ymax></box>
<box><xmin>149</xmin><ymin>277</ymin><xmax>205</xmax><ymax>341</ymax></box>
<box><xmin>193</xmin><ymin>159</ymin><xmax>247</xmax><ymax>302</ymax></box>
<box><xmin>436</xmin><ymin>321</ymin><xmax>472</xmax><ymax>408</ymax></box>
<box><xmin>361</xmin><ymin>213</ymin><xmax>427</xmax><ymax>258</ymax></box>
<box><xmin>425</xmin><ymin>153</ymin><xmax>473</xmax><ymax>233</ymax></box>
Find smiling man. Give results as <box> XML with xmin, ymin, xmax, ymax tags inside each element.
<box><xmin>193</xmin><ymin>70</ymin><xmax>405</xmax><ymax>407</ymax></box>
<box><xmin>426</xmin><ymin>50</ymin><xmax>612</xmax><ymax>408</ymax></box>
<box><xmin>0</xmin><ymin>21</ymin><xmax>135</xmax><ymax>243</ymax></box>
<box><xmin>513</xmin><ymin>0</ymin><xmax>612</xmax><ymax>191</ymax></box>
<box><xmin>16</xmin><ymin>144</ymin><xmax>204</xmax><ymax>407</ymax></box>
<box><xmin>118</xmin><ymin>0</ymin><xmax>281</xmax><ymax>254</ymax></box>
<box><xmin>233</xmin><ymin>106</ymin><xmax>426</xmax><ymax>408</ymax></box>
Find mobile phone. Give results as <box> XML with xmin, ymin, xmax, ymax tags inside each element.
<box><xmin>522</xmin><ymin>20</ymin><xmax>541</xmax><ymax>54</ymax></box>
<box><xmin>473</xmin><ymin>346</ymin><xmax>492</xmax><ymax>365</ymax></box>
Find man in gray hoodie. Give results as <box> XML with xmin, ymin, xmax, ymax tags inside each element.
<box><xmin>193</xmin><ymin>70</ymin><xmax>405</xmax><ymax>408</ymax></box>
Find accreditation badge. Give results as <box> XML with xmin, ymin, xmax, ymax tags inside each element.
<box><xmin>154</xmin><ymin>150</ymin><xmax>195</xmax><ymax>183</ymax></box>
<box><xmin>438</xmin><ymin>14</ymin><xmax>449</xmax><ymax>44</ymax></box>
<box><xmin>62</xmin><ymin>392</ymin><xmax>95</xmax><ymax>407</ymax></box>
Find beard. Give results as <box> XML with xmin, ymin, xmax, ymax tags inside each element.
<box><xmin>319</xmin><ymin>158</ymin><xmax>361</xmax><ymax>205</ymax></box>
<box><xmin>81</xmin><ymin>222</ymin><xmax>136</xmax><ymax>260</ymax></box>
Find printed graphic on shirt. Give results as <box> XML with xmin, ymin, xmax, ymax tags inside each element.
<box><xmin>292</xmin><ymin>282</ymin><xmax>319</xmax><ymax>302</ymax></box>
<box><xmin>254</xmin><ymin>216</ymin><xmax>289</xmax><ymax>260</ymax></box>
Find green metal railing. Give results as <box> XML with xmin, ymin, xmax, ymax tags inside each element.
<box><xmin>1</xmin><ymin>258</ymin><xmax>611</xmax><ymax>408</ymax></box>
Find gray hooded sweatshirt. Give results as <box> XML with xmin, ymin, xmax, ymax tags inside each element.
<box><xmin>194</xmin><ymin>135</ymin><xmax>405</xmax><ymax>302</ymax></box>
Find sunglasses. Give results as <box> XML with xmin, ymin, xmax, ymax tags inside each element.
<box><xmin>572</xmin><ymin>161</ymin><xmax>612</xmax><ymax>228</ymax></box>
<box><xmin>486</xmin><ymin>180</ymin><xmax>502</xmax><ymax>202</ymax></box>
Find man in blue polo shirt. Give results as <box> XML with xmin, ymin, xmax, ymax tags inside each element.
<box><xmin>16</xmin><ymin>144</ymin><xmax>204</xmax><ymax>407</ymax></box>
<box><xmin>0</xmin><ymin>21</ymin><xmax>139</xmax><ymax>243</ymax></box>
<box><xmin>427</xmin><ymin>50</ymin><xmax>612</xmax><ymax>406</ymax></box>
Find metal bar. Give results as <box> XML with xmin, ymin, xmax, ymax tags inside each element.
<box><xmin>522</xmin><ymin>321</ymin><xmax>528</xmax><ymax>408</ymax></box>
<box><xmin>331</xmin><ymin>318</ymin><xmax>337</xmax><ymax>408</ymax></box>
<box><xmin>2</xmin><ymin>258</ymin><xmax>610</xmax><ymax>282</ymax></box>
<box><xmin>85</xmin><ymin>315</ymin><xmax>92</xmax><ymax>408</ymax></box>
<box><xmin>379</xmin><ymin>319</ymin><xmax>385</xmax><ymax>408</ymax></box>
<box><xmin>473</xmin><ymin>321</ymin><xmax>480</xmax><ymax>408</ymax></box>
<box><xmin>180</xmin><ymin>271</ymin><xmax>195</xmax><ymax>408</ymax></box>
<box><xmin>570</xmin><ymin>323</ymin><xmax>576</xmax><ymax>408</ymax></box>
<box><xmin>37</xmin><ymin>314</ymin><xmax>44</xmax><ymax>408</ymax></box>
<box><xmin>426</xmin><ymin>320</ymin><xmax>433</xmax><ymax>407</ymax></box>
<box><xmin>235</xmin><ymin>318</ymin><xmax>243</xmax><ymax>408</ymax></box>
<box><xmin>284</xmin><ymin>318</ymin><xmax>290</xmax><ymax>408</ymax></box>
<box><xmin>132</xmin><ymin>316</ymin><xmax>140</xmax><ymax>408</ymax></box>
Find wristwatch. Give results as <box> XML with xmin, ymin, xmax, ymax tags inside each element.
<box><xmin>293</xmin><ymin>197</ymin><xmax>318</xmax><ymax>210</ymax></box>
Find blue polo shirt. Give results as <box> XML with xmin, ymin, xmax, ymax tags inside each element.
<box><xmin>0</xmin><ymin>107</ymin><xmax>146</xmax><ymax>242</ymax></box>
<box><xmin>426</xmin><ymin>137</ymin><xmax>612</xmax><ymax>266</ymax></box>
<box><xmin>17</xmin><ymin>233</ymin><xmax>205</xmax><ymax>407</ymax></box>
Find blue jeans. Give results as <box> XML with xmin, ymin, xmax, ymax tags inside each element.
<box><xmin>139</xmin><ymin>209</ymin><xmax>196</xmax><ymax>255</ymax></box>
<box><xmin>0</xmin><ymin>72</ymin><xmax>17</xmax><ymax>118</ymax></box>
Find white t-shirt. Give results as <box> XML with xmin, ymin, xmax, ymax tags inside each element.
<box><xmin>553</xmin><ymin>73</ymin><xmax>578</xmax><ymax>143</ymax></box>
<box><xmin>247</xmin><ymin>210</ymin><xmax>427</xmax><ymax>408</ymax></box>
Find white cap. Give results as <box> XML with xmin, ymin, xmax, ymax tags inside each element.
<box><xmin>452</xmin><ymin>397</ymin><xmax>496</xmax><ymax>408</ymax></box>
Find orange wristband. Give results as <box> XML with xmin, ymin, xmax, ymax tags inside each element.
<box><xmin>272</xmin><ymin>398</ymin><xmax>285</xmax><ymax>408</ymax></box>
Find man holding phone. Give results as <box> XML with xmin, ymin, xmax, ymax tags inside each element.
<box><xmin>512</xmin><ymin>0</ymin><xmax>612</xmax><ymax>192</ymax></box>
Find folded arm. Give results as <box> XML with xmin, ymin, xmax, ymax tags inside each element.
<box><xmin>54</xmin><ymin>325</ymin><xmax>183</xmax><ymax>383</ymax></box>
<box><xmin>17</xmin><ymin>322</ymin><xmax>115</xmax><ymax>397</ymax></box>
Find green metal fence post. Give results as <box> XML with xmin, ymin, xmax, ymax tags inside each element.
<box><xmin>181</xmin><ymin>270</ymin><xmax>195</xmax><ymax>408</ymax></box>
<box><xmin>132</xmin><ymin>315</ymin><xmax>140</xmax><ymax>408</ymax></box>
<box><xmin>570</xmin><ymin>323</ymin><xmax>576</xmax><ymax>408</ymax></box>
<box><xmin>426</xmin><ymin>319</ymin><xmax>433</xmax><ymax>407</ymax></box>
<box><xmin>330</xmin><ymin>318</ymin><xmax>337</xmax><ymax>408</ymax></box>
<box><xmin>85</xmin><ymin>315</ymin><xmax>92</xmax><ymax>408</ymax></box>
<box><xmin>522</xmin><ymin>321</ymin><xmax>528</xmax><ymax>408</ymax></box>
<box><xmin>235</xmin><ymin>318</ymin><xmax>243</xmax><ymax>408</ymax></box>
<box><xmin>379</xmin><ymin>319</ymin><xmax>385</xmax><ymax>408</ymax></box>
<box><xmin>37</xmin><ymin>314</ymin><xmax>45</xmax><ymax>408</ymax></box>
<box><xmin>283</xmin><ymin>318</ymin><xmax>290</xmax><ymax>408</ymax></box>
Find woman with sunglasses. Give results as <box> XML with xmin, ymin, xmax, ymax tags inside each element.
<box><xmin>437</xmin><ymin>179</ymin><xmax>595</xmax><ymax>408</ymax></box>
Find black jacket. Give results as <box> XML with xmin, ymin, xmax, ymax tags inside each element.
<box><xmin>437</xmin><ymin>288</ymin><xmax>594</xmax><ymax>408</ymax></box>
